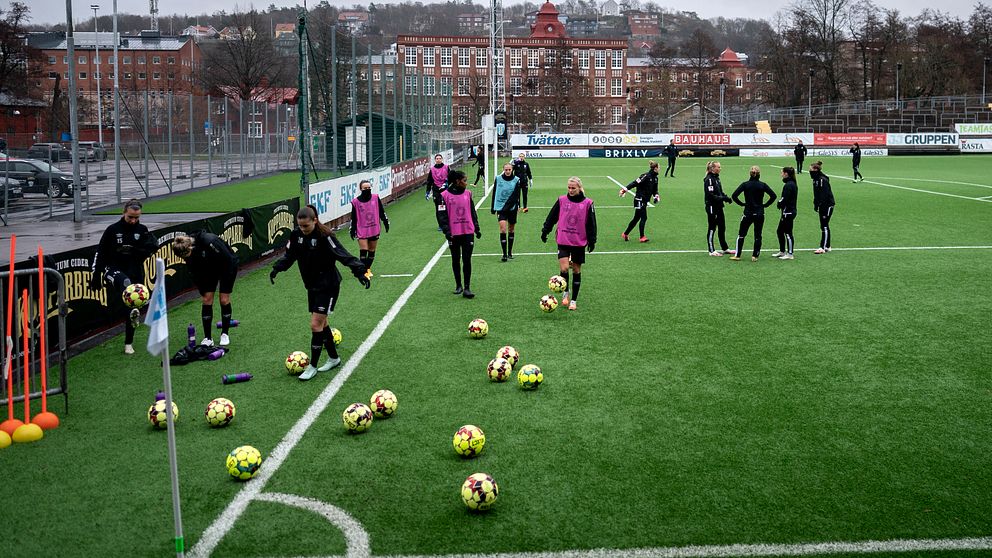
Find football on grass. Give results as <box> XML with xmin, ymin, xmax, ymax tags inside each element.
<box><xmin>468</xmin><ymin>318</ymin><xmax>489</xmax><ymax>339</ymax></box>
<box><xmin>123</xmin><ymin>283</ymin><xmax>150</xmax><ymax>309</ymax></box>
<box><xmin>453</xmin><ymin>424</ymin><xmax>486</xmax><ymax>457</ymax></box>
<box><xmin>461</xmin><ymin>472</ymin><xmax>499</xmax><ymax>511</ymax></box>
<box><xmin>285</xmin><ymin>351</ymin><xmax>309</xmax><ymax>375</ymax></box>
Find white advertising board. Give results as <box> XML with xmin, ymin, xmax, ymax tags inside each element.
<box><xmin>886</xmin><ymin>133</ymin><xmax>959</xmax><ymax>146</ymax></box>
<box><xmin>810</xmin><ymin>148</ymin><xmax>888</xmax><ymax>157</ymax></box>
<box><xmin>518</xmin><ymin>149</ymin><xmax>590</xmax><ymax>158</ymax></box>
<box><xmin>308</xmin><ymin>165</ymin><xmax>393</xmax><ymax>223</ymax></box>
<box><xmin>959</xmin><ymin>138</ymin><xmax>992</xmax><ymax>152</ymax></box>
<box><xmin>739</xmin><ymin>149</ymin><xmax>800</xmax><ymax>157</ymax></box>
<box><xmin>510</xmin><ymin>133</ymin><xmax>589</xmax><ymax>147</ymax></box>
<box><xmin>587</xmin><ymin>134</ymin><xmax>674</xmax><ymax>146</ymax></box>
<box><xmin>954</xmin><ymin>123</ymin><xmax>992</xmax><ymax>136</ymax></box>
<box><xmin>730</xmin><ymin>133</ymin><xmax>814</xmax><ymax>146</ymax></box>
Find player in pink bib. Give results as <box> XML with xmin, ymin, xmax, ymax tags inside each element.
<box><xmin>541</xmin><ymin>177</ymin><xmax>597</xmax><ymax>311</ymax></box>
<box><xmin>350</xmin><ymin>179</ymin><xmax>390</xmax><ymax>278</ymax></box>
<box><xmin>437</xmin><ymin>170</ymin><xmax>482</xmax><ymax>298</ymax></box>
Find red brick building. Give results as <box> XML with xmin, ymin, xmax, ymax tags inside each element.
<box><xmin>397</xmin><ymin>1</ymin><xmax>629</xmax><ymax>132</ymax></box>
<box><xmin>27</xmin><ymin>30</ymin><xmax>203</xmax><ymax>98</ymax></box>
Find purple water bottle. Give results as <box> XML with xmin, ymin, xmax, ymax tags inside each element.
<box><xmin>221</xmin><ymin>372</ymin><xmax>253</xmax><ymax>384</ymax></box>
<box><xmin>187</xmin><ymin>323</ymin><xmax>196</xmax><ymax>348</ymax></box>
<box><xmin>207</xmin><ymin>348</ymin><xmax>225</xmax><ymax>361</ymax></box>
<box><xmin>155</xmin><ymin>390</ymin><xmax>165</xmax><ymax>401</ymax></box>
<box><xmin>216</xmin><ymin>319</ymin><xmax>239</xmax><ymax>328</ymax></box>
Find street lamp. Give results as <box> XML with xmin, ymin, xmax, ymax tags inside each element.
<box><xmin>807</xmin><ymin>69</ymin><xmax>815</xmax><ymax>118</ymax></box>
<box><xmin>719</xmin><ymin>77</ymin><xmax>725</xmax><ymax>127</ymax></box>
<box><xmin>91</xmin><ymin>4</ymin><xmax>104</xmax><ymax>173</ymax></box>
<box><xmin>895</xmin><ymin>62</ymin><xmax>902</xmax><ymax>109</ymax></box>
<box><xmin>983</xmin><ymin>57</ymin><xmax>989</xmax><ymax>106</ymax></box>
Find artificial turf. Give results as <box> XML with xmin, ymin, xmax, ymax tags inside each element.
<box><xmin>2</xmin><ymin>155</ymin><xmax>990</xmax><ymax>558</ymax></box>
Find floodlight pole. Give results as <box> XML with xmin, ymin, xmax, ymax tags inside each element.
<box><xmin>895</xmin><ymin>62</ymin><xmax>902</xmax><ymax>109</ymax></box>
<box><xmin>92</xmin><ymin>5</ymin><xmax>104</xmax><ymax>176</ymax></box>
<box><xmin>65</xmin><ymin>0</ymin><xmax>83</xmax><ymax>222</ymax></box>
<box><xmin>983</xmin><ymin>57</ymin><xmax>989</xmax><ymax>106</ymax></box>
<box><xmin>807</xmin><ymin>68</ymin><xmax>814</xmax><ymax>120</ymax></box>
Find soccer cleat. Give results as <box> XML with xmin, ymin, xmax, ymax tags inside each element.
<box><xmin>723</xmin><ymin>249</ymin><xmax>736</xmax><ymax>255</ymax></box>
<box><xmin>317</xmin><ymin>357</ymin><xmax>341</xmax><ymax>372</ymax></box>
<box><xmin>639</xmin><ymin>236</ymin><xmax>649</xmax><ymax>243</ymax></box>
<box><xmin>621</xmin><ymin>233</ymin><xmax>629</xmax><ymax>242</ymax></box>
<box><xmin>219</xmin><ymin>333</ymin><xmax>230</xmax><ymax>346</ymax></box>
<box><xmin>729</xmin><ymin>256</ymin><xmax>741</xmax><ymax>261</ymax></box>
<box><xmin>568</xmin><ymin>300</ymin><xmax>577</xmax><ymax>311</ymax></box>
<box><xmin>124</xmin><ymin>344</ymin><xmax>135</xmax><ymax>355</ymax></box>
<box><xmin>825</xmin><ymin>247</ymin><xmax>832</xmax><ymax>252</ymax></box>
<box><xmin>129</xmin><ymin>308</ymin><xmax>141</xmax><ymax>328</ymax></box>
<box><xmin>771</xmin><ymin>251</ymin><xmax>785</xmax><ymax>258</ymax></box>
<box><xmin>299</xmin><ymin>364</ymin><xmax>319</xmax><ymax>381</ymax></box>
<box><xmin>201</xmin><ymin>338</ymin><xmax>214</xmax><ymax>347</ymax></box>
<box><xmin>561</xmin><ymin>292</ymin><xmax>570</xmax><ymax>306</ymax></box>
<box><xmin>453</xmin><ymin>286</ymin><xmax>463</xmax><ymax>295</ymax></box>
<box><xmin>462</xmin><ymin>288</ymin><xmax>475</xmax><ymax>299</ymax></box>
<box><xmin>780</xmin><ymin>254</ymin><xmax>794</xmax><ymax>260</ymax></box>
<box><xmin>709</xmin><ymin>251</ymin><xmax>723</xmax><ymax>257</ymax></box>
<box><xmin>751</xmin><ymin>256</ymin><xmax>759</xmax><ymax>262</ymax></box>
<box><xmin>508</xmin><ymin>254</ymin><xmax>514</xmax><ymax>259</ymax></box>
<box><xmin>500</xmin><ymin>255</ymin><xmax>508</xmax><ymax>262</ymax></box>
<box><xmin>814</xmin><ymin>248</ymin><xmax>826</xmax><ymax>254</ymax></box>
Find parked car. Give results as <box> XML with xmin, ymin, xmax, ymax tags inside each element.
<box><xmin>77</xmin><ymin>141</ymin><xmax>108</xmax><ymax>161</ymax></box>
<box><xmin>0</xmin><ymin>173</ymin><xmax>24</xmax><ymax>200</ymax></box>
<box><xmin>26</xmin><ymin>143</ymin><xmax>73</xmax><ymax>162</ymax></box>
<box><xmin>0</xmin><ymin>159</ymin><xmax>87</xmax><ymax>197</ymax></box>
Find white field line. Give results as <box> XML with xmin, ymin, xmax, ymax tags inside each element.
<box><xmin>190</xmin><ymin>188</ymin><xmax>495</xmax><ymax>558</ymax></box>
<box><xmin>979</xmin><ymin>195</ymin><xmax>992</xmax><ymax>200</ymax></box>
<box><xmin>378</xmin><ymin>274</ymin><xmax>414</xmax><ymax>278</ymax></box>
<box><xmin>258</xmin><ymin>535</ymin><xmax>992</xmax><ymax>558</ymax></box>
<box><xmin>452</xmin><ymin>245</ymin><xmax>992</xmax><ymax>258</ymax></box>
<box><xmin>843</xmin><ymin>180</ymin><xmax>992</xmax><ymax>203</ymax></box>
<box><xmin>254</xmin><ymin>493</ymin><xmax>370</xmax><ymax>558</ymax></box>
<box><xmin>868</xmin><ymin>176</ymin><xmax>992</xmax><ymax>190</ymax></box>
<box><xmin>607</xmin><ymin>175</ymin><xmax>655</xmax><ymax>207</ymax></box>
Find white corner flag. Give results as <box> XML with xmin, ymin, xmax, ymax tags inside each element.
<box><xmin>145</xmin><ymin>258</ymin><xmax>169</xmax><ymax>356</ymax></box>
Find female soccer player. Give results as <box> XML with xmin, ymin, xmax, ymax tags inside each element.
<box><xmin>619</xmin><ymin>160</ymin><xmax>659</xmax><ymax>243</ymax></box>
<box><xmin>491</xmin><ymin>162</ymin><xmax>521</xmax><ymax>262</ymax></box>
<box><xmin>511</xmin><ymin>152</ymin><xmax>534</xmax><ymax>212</ymax></box>
<box><xmin>172</xmin><ymin>231</ymin><xmax>238</xmax><ymax>346</ymax></box>
<box><xmin>269</xmin><ymin>205</ymin><xmax>371</xmax><ymax>381</ymax></box>
<box><xmin>810</xmin><ymin>161</ymin><xmax>836</xmax><ymax>254</ymax></box>
<box><xmin>90</xmin><ymin>199</ymin><xmax>159</xmax><ymax>354</ymax></box>
<box><xmin>849</xmin><ymin>143</ymin><xmax>864</xmax><ymax>182</ymax></box>
<box><xmin>541</xmin><ymin>177</ymin><xmax>597</xmax><ymax>311</ymax></box>
<box><xmin>472</xmin><ymin>145</ymin><xmax>486</xmax><ymax>186</ymax></box>
<box><xmin>425</xmin><ymin>153</ymin><xmax>450</xmax><ymax>205</ymax></box>
<box><xmin>350</xmin><ymin>179</ymin><xmax>390</xmax><ymax>276</ymax></box>
<box><xmin>704</xmin><ymin>161</ymin><xmax>734</xmax><ymax>256</ymax></box>
<box><xmin>437</xmin><ymin>170</ymin><xmax>481</xmax><ymax>298</ymax></box>
<box><xmin>773</xmin><ymin>166</ymin><xmax>798</xmax><ymax>260</ymax></box>
<box><xmin>730</xmin><ymin>166</ymin><xmax>776</xmax><ymax>262</ymax></box>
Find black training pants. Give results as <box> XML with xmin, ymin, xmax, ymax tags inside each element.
<box><xmin>706</xmin><ymin>205</ymin><xmax>729</xmax><ymax>252</ymax></box>
<box><xmin>448</xmin><ymin>234</ymin><xmax>474</xmax><ymax>289</ymax></box>
<box><xmin>777</xmin><ymin>212</ymin><xmax>795</xmax><ymax>254</ymax></box>
<box><xmin>735</xmin><ymin>213</ymin><xmax>765</xmax><ymax>259</ymax></box>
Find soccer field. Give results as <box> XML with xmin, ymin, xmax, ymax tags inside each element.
<box><xmin>3</xmin><ymin>155</ymin><xmax>991</xmax><ymax>558</ymax></box>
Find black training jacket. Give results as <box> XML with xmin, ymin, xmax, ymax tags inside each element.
<box><xmin>811</xmin><ymin>172</ymin><xmax>835</xmax><ymax>210</ymax></box>
<box><xmin>732</xmin><ymin>179</ymin><xmax>777</xmax><ymax>216</ymax></box>
<box><xmin>272</xmin><ymin>229</ymin><xmax>365</xmax><ymax>290</ymax></box>
<box><xmin>704</xmin><ymin>173</ymin><xmax>731</xmax><ymax>207</ymax></box>
<box><xmin>92</xmin><ymin>217</ymin><xmax>159</xmax><ymax>280</ymax></box>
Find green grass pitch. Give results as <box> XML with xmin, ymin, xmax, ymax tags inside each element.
<box><xmin>3</xmin><ymin>155</ymin><xmax>991</xmax><ymax>558</ymax></box>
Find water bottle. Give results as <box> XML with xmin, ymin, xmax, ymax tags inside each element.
<box><xmin>187</xmin><ymin>323</ymin><xmax>196</xmax><ymax>348</ymax></box>
<box><xmin>215</xmin><ymin>319</ymin><xmax>239</xmax><ymax>328</ymax></box>
<box><xmin>221</xmin><ymin>372</ymin><xmax>253</xmax><ymax>385</ymax></box>
<box><xmin>155</xmin><ymin>390</ymin><xmax>165</xmax><ymax>401</ymax></box>
<box><xmin>207</xmin><ymin>348</ymin><xmax>225</xmax><ymax>361</ymax></box>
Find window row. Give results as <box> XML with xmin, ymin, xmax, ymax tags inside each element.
<box><xmin>48</xmin><ymin>55</ymin><xmax>177</xmax><ymax>65</ymax></box>
<box><xmin>404</xmin><ymin>47</ymin><xmax>624</xmax><ymax>70</ymax></box>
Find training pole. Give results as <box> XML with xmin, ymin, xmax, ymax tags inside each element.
<box><xmin>33</xmin><ymin>246</ymin><xmax>58</xmax><ymax>429</ymax></box>
<box><xmin>21</xmin><ymin>290</ymin><xmax>28</xmax><ymax>424</ymax></box>
<box><xmin>0</xmin><ymin>235</ymin><xmax>21</xmax><ymax>436</ymax></box>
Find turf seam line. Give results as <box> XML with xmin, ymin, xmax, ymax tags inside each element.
<box><xmin>860</xmin><ymin>179</ymin><xmax>992</xmax><ymax>203</ymax></box>
<box><xmin>254</xmin><ymin>492</ymin><xmax>370</xmax><ymax>558</ymax></box>
<box><xmin>189</xmin><ymin>184</ymin><xmax>496</xmax><ymax>558</ymax></box>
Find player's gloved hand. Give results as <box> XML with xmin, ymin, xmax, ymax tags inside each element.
<box><xmin>588</xmin><ymin>243</ymin><xmax>595</xmax><ymax>253</ymax></box>
<box><xmin>358</xmin><ymin>275</ymin><xmax>371</xmax><ymax>289</ymax></box>
<box><xmin>540</xmin><ymin>232</ymin><xmax>548</xmax><ymax>243</ymax></box>
<box><xmin>445</xmin><ymin>233</ymin><xmax>452</xmax><ymax>242</ymax></box>
<box><xmin>349</xmin><ymin>228</ymin><xmax>357</xmax><ymax>240</ymax></box>
<box><xmin>475</xmin><ymin>230</ymin><xmax>482</xmax><ymax>239</ymax></box>
<box><xmin>269</xmin><ymin>270</ymin><xmax>278</xmax><ymax>285</ymax></box>
<box><xmin>384</xmin><ymin>220</ymin><xmax>390</xmax><ymax>233</ymax></box>
<box><xmin>425</xmin><ymin>190</ymin><xmax>431</xmax><ymax>201</ymax></box>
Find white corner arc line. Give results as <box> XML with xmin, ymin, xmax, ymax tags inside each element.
<box><xmin>190</xmin><ymin>188</ymin><xmax>495</xmax><ymax>558</ymax></box>
<box><xmin>861</xmin><ymin>180</ymin><xmax>992</xmax><ymax>203</ymax></box>
<box><xmin>255</xmin><ymin>535</ymin><xmax>992</xmax><ymax>558</ymax></box>
<box><xmin>254</xmin><ymin>492</ymin><xmax>370</xmax><ymax>558</ymax></box>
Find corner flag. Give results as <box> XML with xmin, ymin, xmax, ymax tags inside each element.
<box><xmin>145</xmin><ymin>258</ymin><xmax>169</xmax><ymax>356</ymax></box>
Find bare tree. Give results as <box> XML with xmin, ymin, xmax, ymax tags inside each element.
<box><xmin>201</xmin><ymin>10</ymin><xmax>289</xmax><ymax>102</ymax></box>
<box><xmin>755</xmin><ymin>11</ymin><xmax>817</xmax><ymax>107</ymax></box>
<box><xmin>681</xmin><ymin>28</ymin><xmax>719</xmax><ymax>112</ymax></box>
<box><xmin>793</xmin><ymin>0</ymin><xmax>851</xmax><ymax>102</ymax></box>
<box><xmin>0</xmin><ymin>2</ymin><xmax>43</xmax><ymax>98</ymax></box>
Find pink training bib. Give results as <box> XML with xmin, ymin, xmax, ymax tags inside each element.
<box><xmin>441</xmin><ymin>189</ymin><xmax>475</xmax><ymax>236</ymax></box>
<box><xmin>351</xmin><ymin>195</ymin><xmax>381</xmax><ymax>238</ymax></box>
<box><xmin>555</xmin><ymin>195</ymin><xmax>592</xmax><ymax>247</ymax></box>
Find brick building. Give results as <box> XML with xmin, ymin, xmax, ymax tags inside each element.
<box><xmin>27</xmin><ymin>30</ymin><xmax>203</xmax><ymax>97</ymax></box>
<box><xmin>397</xmin><ymin>1</ymin><xmax>629</xmax><ymax>132</ymax></box>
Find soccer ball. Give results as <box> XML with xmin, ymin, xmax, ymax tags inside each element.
<box><xmin>285</xmin><ymin>351</ymin><xmax>309</xmax><ymax>375</ymax></box>
<box><xmin>148</xmin><ymin>399</ymin><xmax>179</xmax><ymax>429</ymax></box>
<box><xmin>548</xmin><ymin>275</ymin><xmax>566</xmax><ymax>293</ymax></box>
<box><xmin>539</xmin><ymin>294</ymin><xmax>558</xmax><ymax>313</ymax></box>
<box><xmin>461</xmin><ymin>472</ymin><xmax>499</xmax><ymax>511</ymax></box>
<box><xmin>369</xmin><ymin>389</ymin><xmax>397</xmax><ymax>418</ymax></box>
<box><xmin>123</xmin><ymin>283</ymin><xmax>150</xmax><ymax>309</ymax></box>
<box><xmin>226</xmin><ymin>445</ymin><xmax>263</xmax><ymax>480</ymax></box>
<box><xmin>453</xmin><ymin>424</ymin><xmax>486</xmax><ymax>457</ymax></box>
<box><xmin>330</xmin><ymin>328</ymin><xmax>343</xmax><ymax>345</ymax></box>
<box><xmin>496</xmin><ymin>346</ymin><xmax>519</xmax><ymax>368</ymax></box>
<box><xmin>468</xmin><ymin>318</ymin><xmax>489</xmax><ymax>339</ymax></box>
<box><xmin>518</xmin><ymin>364</ymin><xmax>544</xmax><ymax>390</ymax></box>
<box><xmin>486</xmin><ymin>357</ymin><xmax>512</xmax><ymax>382</ymax></box>
<box><xmin>343</xmin><ymin>402</ymin><xmax>374</xmax><ymax>432</ymax></box>
<box><xmin>205</xmin><ymin>397</ymin><xmax>236</xmax><ymax>428</ymax></box>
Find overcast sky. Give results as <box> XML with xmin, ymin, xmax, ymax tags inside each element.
<box><xmin>14</xmin><ymin>0</ymin><xmax>981</xmax><ymax>27</ymax></box>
